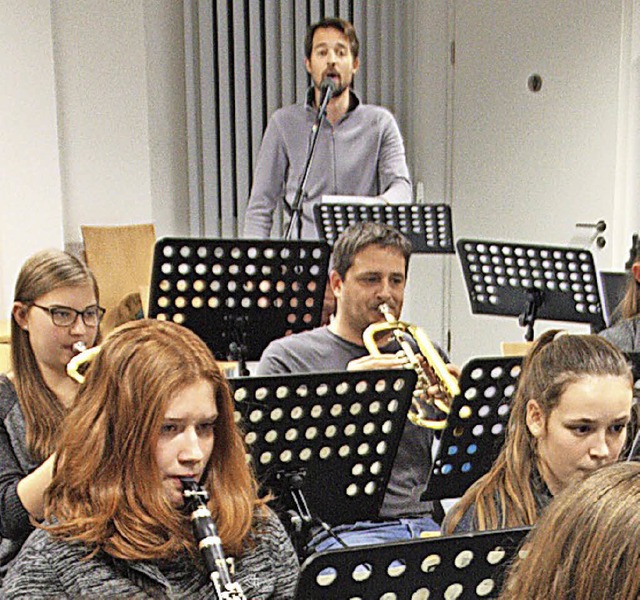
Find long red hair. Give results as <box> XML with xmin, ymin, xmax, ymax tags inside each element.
<box><xmin>44</xmin><ymin>319</ymin><xmax>264</xmax><ymax>560</ymax></box>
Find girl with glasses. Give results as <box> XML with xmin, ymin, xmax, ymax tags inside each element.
<box><xmin>0</xmin><ymin>249</ymin><xmax>102</xmax><ymax>579</ymax></box>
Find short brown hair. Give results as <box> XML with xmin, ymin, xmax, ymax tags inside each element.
<box><xmin>304</xmin><ymin>17</ymin><xmax>359</xmax><ymax>60</ymax></box>
<box><xmin>331</xmin><ymin>222</ymin><xmax>412</xmax><ymax>279</ymax></box>
<box><xmin>624</xmin><ymin>232</ymin><xmax>640</xmax><ymax>270</ymax></box>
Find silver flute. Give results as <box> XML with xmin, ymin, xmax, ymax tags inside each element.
<box><xmin>180</xmin><ymin>477</ymin><xmax>246</xmax><ymax>600</ymax></box>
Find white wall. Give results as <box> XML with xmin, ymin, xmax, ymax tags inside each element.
<box><xmin>0</xmin><ymin>1</ymin><xmax>64</xmax><ymax>318</ymax></box>
<box><xmin>143</xmin><ymin>0</ymin><xmax>190</xmax><ymax>239</ymax></box>
<box><xmin>51</xmin><ymin>0</ymin><xmax>190</xmax><ymax>245</ymax></box>
<box><xmin>0</xmin><ymin>0</ymin><xmax>189</xmax><ymax>318</ymax></box>
<box><xmin>616</xmin><ymin>0</ymin><xmax>640</xmax><ymax>260</ymax></box>
<box><xmin>51</xmin><ymin>1</ymin><xmax>154</xmax><ymax>242</ymax></box>
<box><xmin>402</xmin><ymin>1</ymin><xmax>451</xmax><ymax>348</ymax></box>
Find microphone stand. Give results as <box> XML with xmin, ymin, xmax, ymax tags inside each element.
<box><xmin>284</xmin><ymin>82</ymin><xmax>334</xmax><ymax>241</ymax></box>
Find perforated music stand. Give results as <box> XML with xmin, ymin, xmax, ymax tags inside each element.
<box><xmin>422</xmin><ymin>356</ymin><xmax>524</xmax><ymax>502</ymax></box>
<box><xmin>148</xmin><ymin>238</ymin><xmax>330</xmax><ymax>370</ymax></box>
<box><xmin>314</xmin><ymin>203</ymin><xmax>455</xmax><ymax>253</ymax></box>
<box><xmin>457</xmin><ymin>239</ymin><xmax>607</xmax><ymax>340</ymax></box>
<box><xmin>295</xmin><ymin>525</ymin><xmax>530</xmax><ymax>599</ymax></box>
<box><xmin>228</xmin><ymin>369</ymin><xmax>417</xmax><ymax>556</ymax></box>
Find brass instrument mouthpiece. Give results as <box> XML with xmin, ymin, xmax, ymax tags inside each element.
<box><xmin>72</xmin><ymin>341</ymin><xmax>87</xmax><ymax>355</ymax></box>
<box><xmin>67</xmin><ymin>343</ymin><xmax>101</xmax><ymax>384</ymax></box>
<box><xmin>378</xmin><ymin>303</ymin><xmax>394</xmax><ymax>320</ymax></box>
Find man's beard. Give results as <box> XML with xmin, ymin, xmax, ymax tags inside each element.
<box><xmin>316</xmin><ymin>78</ymin><xmax>348</xmax><ymax>99</ymax></box>
<box><xmin>330</xmin><ymin>82</ymin><xmax>347</xmax><ymax>97</ymax></box>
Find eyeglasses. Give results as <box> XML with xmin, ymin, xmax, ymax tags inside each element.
<box><xmin>31</xmin><ymin>303</ymin><xmax>106</xmax><ymax>327</ymax></box>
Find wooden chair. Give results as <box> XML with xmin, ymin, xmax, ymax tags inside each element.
<box><xmin>0</xmin><ymin>320</ymin><xmax>11</xmax><ymax>373</ymax></box>
<box><xmin>500</xmin><ymin>341</ymin><xmax>533</xmax><ymax>357</ymax></box>
<box><xmin>81</xmin><ymin>224</ymin><xmax>156</xmax><ymax>334</ymax></box>
<box><xmin>0</xmin><ymin>344</ymin><xmax>10</xmax><ymax>374</ymax></box>
<box><xmin>0</xmin><ymin>320</ymin><xmax>9</xmax><ymax>345</ymax></box>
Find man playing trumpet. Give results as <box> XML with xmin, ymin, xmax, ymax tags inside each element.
<box><xmin>257</xmin><ymin>221</ymin><xmax>460</xmax><ymax>550</ymax></box>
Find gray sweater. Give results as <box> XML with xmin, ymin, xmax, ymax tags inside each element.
<box><xmin>257</xmin><ymin>326</ymin><xmax>447</xmax><ymax>520</ymax></box>
<box><xmin>1</xmin><ymin>509</ymin><xmax>299</xmax><ymax>599</ymax></box>
<box><xmin>598</xmin><ymin>315</ymin><xmax>640</xmax><ymax>352</ymax></box>
<box><xmin>442</xmin><ymin>469</ymin><xmax>553</xmax><ymax>534</ymax></box>
<box><xmin>0</xmin><ymin>375</ymin><xmax>40</xmax><ymax>581</ymax></box>
<box><xmin>243</xmin><ymin>88</ymin><xmax>412</xmax><ymax>239</ymax></box>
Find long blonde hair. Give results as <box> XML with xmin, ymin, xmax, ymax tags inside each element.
<box><xmin>11</xmin><ymin>249</ymin><xmax>99</xmax><ymax>461</ymax></box>
<box><xmin>443</xmin><ymin>330</ymin><xmax>632</xmax><ymax>533</ymax></box>
<box><xmin>500</xmin><ymin>462</ymin><xmax>640</xmax><ymax>600</ymax></box>
<box><xmin>615</xmin><ymin>233</ymin><xmax>640</xmax><ymax>321</ymax></box>
<box><xmin>44</xmin><ymin>319</ymin><xmax>264</xmax><ymax>560</ymax></box>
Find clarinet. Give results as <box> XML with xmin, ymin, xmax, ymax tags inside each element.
<box><xmin>180</xmin><ymin>477</ymin><xmax>247</xmax><ymax>600</ymax></box>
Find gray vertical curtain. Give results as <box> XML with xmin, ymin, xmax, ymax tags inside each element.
<box><xmin>185</xmin><ymin>0</ymin><xmax>408</xmax><ymax>238</ymax></box>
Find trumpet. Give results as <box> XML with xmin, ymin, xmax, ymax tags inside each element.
<box><xmin>362</xmin><ymin>303</ymin><xmax>459</xmax><ymax>430</ymax></box>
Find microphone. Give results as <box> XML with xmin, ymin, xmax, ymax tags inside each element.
<box><xmin>320</xmin><ymin>77</ymin><xmax>337</xmax><ymax>103</ymax></box>
<box><xmin>286</xmin><ymin>76</ymin><xmax>336</xmax><ymax>239</ymax></box>
<box><xmin>312</xmin><ymin>78</ymin><xmax>336</xmax><ymax>134</ymax></box>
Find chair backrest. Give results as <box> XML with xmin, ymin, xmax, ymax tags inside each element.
<box><xmin>501</xmin><ymin>341</ymin><xmax>533</xmax><ymax>356</ymax></box>
<box><xmin>0</xmin><ymin>320</ymin><xmax>10</xmax><ymax>373</ymax></box>
<box><xmin>81</xmin><ymin>224</ymin><xmax>156</xmax><ymax>331</ymax></box>
<box><xmin>0</xmin><ymin>320</ymin><xmax>9</xmax><ymax>344</ymax></box>
<box><xmin>0</xmin><ymin>344</ymin><xmax>10</xmax><ymax>374</ymax></box>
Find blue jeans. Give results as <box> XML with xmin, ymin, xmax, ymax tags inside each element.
<box><xmin>308</xmin><ymin>516</ymin><xmax>440</xmax><ymax>553</ymax></box>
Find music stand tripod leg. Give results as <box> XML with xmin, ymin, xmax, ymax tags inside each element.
<box><xmin>283</xmin><ymin>471</ymin><xmax>349</xmax><ymax>558</ymax></box>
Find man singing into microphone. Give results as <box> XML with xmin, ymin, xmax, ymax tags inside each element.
<box><xmin>243</xmin><ymin>17</ymin><xmax>412</xmax><ymax>239</ymax></box>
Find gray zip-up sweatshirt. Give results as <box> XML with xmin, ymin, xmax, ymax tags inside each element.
<box><xmin>243</xmin><ymin>88</ymin><xmax>412</xmax><ymax>239</ymax></box>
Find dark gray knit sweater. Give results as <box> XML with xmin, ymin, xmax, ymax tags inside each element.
<box><xmin>1</xmin><ymin>509</ymin><xmax>299</xmax><ymax>598</ymax></box>
<box><xmin>599</xmin><ymin>315</ymin><xmax>640</xmax><ymax>352</ymax></box>
<box><xmin>442</xmin><ymin>469</ymin><xmax>554</xmax><ymax>534</ymax></box>
<box><xmin>0</xmin><ymin>375</ymin><xmax>40</xmax><ymax>581</ymax></box>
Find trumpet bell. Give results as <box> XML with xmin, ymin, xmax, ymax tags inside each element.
<box><xmin>362</xmin><ymin>304</ymin><xmax>459</xmax><ymax>430</ymax></box>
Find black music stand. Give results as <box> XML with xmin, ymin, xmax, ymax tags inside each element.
<box><xmin>457</xmin><ymin>239</ymin><xmax>606</xmax><ymax>340</ymax></box>
<box><xmin>148</xmin><ymin>238</ymin><xmax>330</xmax><ymax>372</ymax></box>
<box><xmin>422</xmin><ymin>356</ymin><xmax>523</xmax><ymax>502</ymax></box>
<box><xmin>314</xmin><ymin>202</ymin><xmax>455</xmax><ymax>253</ymax></box>
<box><xmin>228</xmin><ymin>369</ymin><xmax>417</xmax><ymax>557</ymax></box>
<box><xmin>295</xmin><ymin>526</ymin><xmax>530</xmax><ymax>599</ymax></box>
